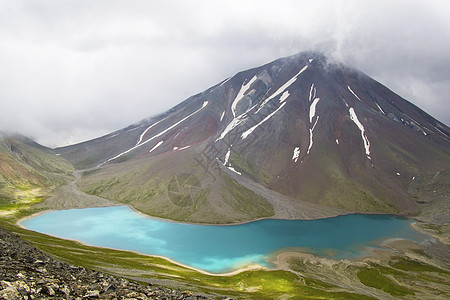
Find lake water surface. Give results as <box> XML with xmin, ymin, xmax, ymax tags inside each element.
<box><xmin>22</xmin><ymin>206</ymin><xmax>425</xmax><ymax>273</ymax></box>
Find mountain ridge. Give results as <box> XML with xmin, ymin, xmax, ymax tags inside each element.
<box><xmin>21</xmin><ymin>51</ymin><xmax>450</xmax><ymax>223</ymax></box>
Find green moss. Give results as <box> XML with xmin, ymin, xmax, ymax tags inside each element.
<box><xmin>229</xmin><ymin>151</ymin><xmax>258</xmax><ymax>179</ymax></box>
<box><xmin>224</xmin><ymin>175</ymin><xmax>274</xmax><ymax>218</ymax></box>
<box><xmin>367</xmin><ymin>262</ymin><xmax>407</xmax><ymax>276</ymax></box>
<box><xmin>259</xmin><ymin>170</ymin><xmax>271</xmax><ymax>185</ymax></box>
<box><xmin>323</xmin><ymin>180</ymin><xmax>394</xmax><ymax>213</ymax></box>
<box><xmin>357</xmin><ymin>268</ymin><xmax>414</xmax><ymax>296</ymax></box>
<box><xmin>389</xmin><ymin>257</ymin><xmax>449</xmax><ymax>274</ymax></box>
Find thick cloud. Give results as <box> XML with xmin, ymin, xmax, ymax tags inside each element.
<box><xmin>0</xmin><ymin>0</ymin><xmax>449</xmax><ymax>147</ymax></box>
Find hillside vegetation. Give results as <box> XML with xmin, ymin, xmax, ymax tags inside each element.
<box><xmin>0</xmin><ymin>133</ymin><xmax>74</xmax><ymax>217</ymax></box>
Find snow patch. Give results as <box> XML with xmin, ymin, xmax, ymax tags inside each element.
<box><xmin>349</xmin><ymin>107</ymin><xmax>371</xmax><ymax>157</ymax></box>
<box><xmin>224</xmin><ymin>147</ymin><xmax>231</xmax><ymax>165</ymax></box>
<box><xmin>227</xmin><ymin>166</ymin><xmax>241</xmax><ymax>175</ymax></box>
<box><xmin>103</xmin><ymin>102</ymin><xmax>207</xmax><ymax>164</ymax></box>
<box><xmin>309</xmin><ymin>98</ymin><xmax>320</xmax><ymax>123</ymax></box>
<box><xmin>177</xmin><ymin>145</ymin><xmax>191</xmax><ymax>151</ymax></box>
<box><xmin>306</xmin><ymin>84</ymin><xmax>322</xmax><ymax>155</ymax></box>
<box><xmin>412</xmin><ymin>176</ymin><xmax>415</xmax><ymax>180</ymax></box>
<box><xmin>172</xmin><ymin>128</ymin><xmax>186</xmax><ymax>141</ymax></box>
<box><xmin>216</xmin><ymin>116</ymin><xmax>246</xmax><ymax>141</ymax></box>
<box><xmin>126</xmin><ymin>125</ymin><xmax>145</xmax><ymax>132</ymax></box>
<box><xmin>307</xmin><ymin>116</ymin><xmax>320</xmax><ymax>154</ymax></box>
<box><xmin>309</xmin><ymin>58</ymin><xmax>314</xmax><ymax>63</ymax></box>
<box><xmin>219</xmin><ymin>77</ymin><xmax>231</xmax><ymax>87</ymax></box>
<box><xmin>335</xmin><ymin>139</ymin><xmax>339</xmax><ymax>145</ymax></box>
<box><xmin>309</xmin><ymin>83</ymin><xmax>315</xmax><ymax>102</ymax></box>
<box><xmin>55</xmin><ymin>153</ymin><xmax>60</xmax><ymax>156</ymax></box>
<box><xmin>292</xmin><ymin>147</ymin><xmax>300</xmax><ymax>162</ymax></box>
<box><xmin>231</xmin><ymin>75</ymin><xmax>257</xmax><ymax>118</ymax></box>
<box><xmin>396</xmin><ymin>172</ymin><xmax>401</xmax><ymax>176</ymax></box>
<box><xmin>342</xmin><ymin>98</ymin><xmax>349</xmax><ymax>108</ymax></box>
<box><xmin>106</xmin><ymin>133</ymin><xmax>119</xmax><ymax>139</ymax></box>
<box><xmin>149</xmin><ymin>141</ymin><xmax>163</xmax><ymax>153</ymax></box>
<box><xmin>374</xmin><ymin>102</ymin><xmax>385</xmax><ymax>115</ymax></box>
<box><xmin>433</xmin><ymin>125</ymin><xmax>449</xmax><ymax>136</ymax></box>
<box><xmin>347</xmin><ymin>86</ymin><xmax>362</xmax><ymax>102</ymax></box>
<box><xmin>220</xmin><ymin>111</ymin><xmax>225</xmax><ymax>121</ymax></box>
<box><xmin>136</xmin><ymin>114</ymin><xmax>172</xmax><ymax>146</ymax></box>
<box><xmin>256</xmin><ymin>65</ymin><xmax>308</xmax><ymax>113</ymax></box>
<box><xmin>216</xmin><ymin>76</ymin><xmax>258</xmax><ymax>141</ymax></box>
<box><xmin>173</xmin><ymin>147</ymin><xmax>178</xmax><ymax>151</ymax></box>
<box><xmin>279</xmin><ymin>91</ymin><xmax>290</xmax><ymax>103</ymax></box>
<box><xmin>241</xmin><ymin>102</ymin><xmax>286</xmax><ymax>139</ymax></box>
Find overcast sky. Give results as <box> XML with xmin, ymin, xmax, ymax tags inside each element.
<box><xmin>1</xmin><ymin>0</ymin><xmax>449</xmax><ymax>147</ymax></box>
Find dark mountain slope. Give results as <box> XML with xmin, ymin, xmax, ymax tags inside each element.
<box><xmin>58</xmin><ymin>52</ymin><xmax>449</xmax><ymax>223</ymax></box>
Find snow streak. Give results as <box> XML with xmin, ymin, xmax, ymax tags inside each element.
<box><xmin>216</xmin><ymin>116</ymin><xmax>246</xmax><ymax>141</ymax></box>
<box><xmin>219</xmin><ymin>77</ymin><xmax>231</xmax><ymax>87</ymax></box>
<box><xmin>256</xmin><ymin>65</ymin><xmax>308</xmax><ymax>113</ymax></box>
<box><xmin>223</xmin><ymin>147</ymin><xmax>231</xmax><ymax>165</ymax></box>
<box><xmin>231</xmin><ymin>75</ymin><xmax>257</xmax><ymax>118</ymax></box>
<box><xmin>103</xmin><ymin>101</ymin><xmax>208</xmax><ymax>164</ymax></box>
<box><xmin>227</xmin><ymin>166</ymin><xmax>241</xmax><ymax>175</ymax></box>
<box><xmin>241</xmin><ymin>102</ymin><xmax>286</xmax><ymax>139</ymax></box>
<box><xmin>309</xmin><ymin>98</ymin><xmax>320</xmax><ymax>123</ymax></box>
<box><xmin>177</xmin><ymin>145</ymin><xmax>191</xmax><ymax>151</ymax></box>
<box><xmin>220</xmin><ymin>111</ymin><xmax>225</xmax><ymax>121</ymax></box>
<box><xmin>279</xmin><ymin>90</ymin><xmax>290</xmax><ymax>103</ymax></box>
<box><xmin>292</xmin><ymin>147</ymin><xmax>300</xmax><ymax>162</ymax></box>
<box><xmin>149</xmin><ymin>141</ymin><xmax>163</xmax><ymax>153</ymax></box>
<box><xmin>307</xmin><ymin>116</ymin><xmax>320</xmax><ymax>154</ymax></box>
<box><xmin>105</xmin><ymin>133</ymin><xmax>119</xmax><ymax>140</ymax></box>
<box><xmin>309</xmin><ymin>83</ymin><xmax>316</xmax><ymax>102</ymax></box>
<box><xmin>342</xmin><ymin>98</ymin><xmax>349</xmax><ymax>108</ymax></box>
<box><xmin>216</xmin><ymin>76</ymin><xmax>258</xmax><ymax>142</ymax></box>
<box><xmin>349</xmin><ymin>107</ymin><xmax>371</xmax><ymax>158</ymax></box>
<box><xmin>307</xmin><ymin>83</ymin><xmax>321</xmax><ymax>155</ymax></box>
<box><xmin>136</xmin><ymin>114</ymin><xmax>172</xmax><ymax>146</ymax></box>
<box><xmin>374</xmin><ymin>102</ymin><xmax>385</xmax><ymax>115</ymax></box>
<box><xmin>347</xmin><ymin>86</ymin><xmax>362</xmax><ymax>102</ymax></box>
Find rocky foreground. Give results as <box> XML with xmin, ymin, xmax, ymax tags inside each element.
<box><xmin>0</xmin><ymin>226</ymin><xmax>212</xmax><ymax>300</ymax></box>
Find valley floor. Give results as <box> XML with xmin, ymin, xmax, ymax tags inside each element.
<box><xmin>1</xmin><ymin>173</ymin><xmax>449</xmax><ymax>299</ymax></box>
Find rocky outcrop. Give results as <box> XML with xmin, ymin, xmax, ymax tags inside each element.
<box><xmin>0</xmin><ymin>226</ymin><xmax>211</xmax><ymax>299</ymax></box>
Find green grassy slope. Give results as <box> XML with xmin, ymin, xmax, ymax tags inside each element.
<box><xmin>79</xmin><ymin>149</ymin><xmax>274</xmax><ymax>224</ymax></box>
<box><xmin>0</xmin><ymin>135</ymin><xmax>74</xmax><ymax>216</ymax></box>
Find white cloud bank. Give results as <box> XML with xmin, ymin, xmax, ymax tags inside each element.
<box><xmin>0</xmin><ymin>0</ymin><xmax>449</xmax><ymax>147</ymax></box>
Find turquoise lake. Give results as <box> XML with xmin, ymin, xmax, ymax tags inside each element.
<box><xmin>22</xmin><ymin>206</ymin><xmax>425</xmax><ymax>273</ymax></box>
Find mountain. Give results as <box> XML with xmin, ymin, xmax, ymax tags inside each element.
<box><xmin>55</xmin><ymin>52</ymin><xmax>450</xmax><ymax>223</ymax></box>
<box><xmin>0</xmin><ymin>132</ymin><xmax>74</xmax><ymax>214</ymax></box>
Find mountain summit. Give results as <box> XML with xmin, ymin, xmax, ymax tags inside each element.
<box><xmin>56</xmin><ymin>52</ymin><xmax>450</xmax><ymax>223</ymax></box>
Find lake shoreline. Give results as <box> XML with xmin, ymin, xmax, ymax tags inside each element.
<box><xmin>19</xmin><ymin>203</ymin><xmax>415</xmax><ymax>228</ymax></box>
<box><xmin>17</xmin><ymin>213</ymin><xmax>269</xmax><ymax>276</ymax></box>
<box><xmin>17</xmin><ymin>205</ymin><xmax>426</xmax><ymax>277</ymax></box>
